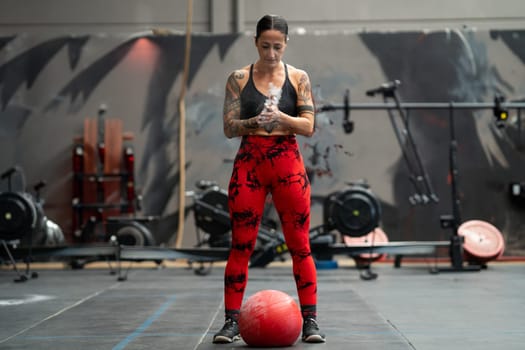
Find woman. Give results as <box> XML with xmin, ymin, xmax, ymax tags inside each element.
<box><xmin>213</xmin><ymin>14</ymin><xmax>325</xmax><ymax>344</ymax></box>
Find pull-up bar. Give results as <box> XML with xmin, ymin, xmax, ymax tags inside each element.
<box><xmin>319</xmin><ymin>100</ymin><xmax>525</xmax><ymax>111</ymax></box>
<box><xmin>318</xmin><ymin>81</ymin><xmax>523</xmax><ymax>272</ymax></box>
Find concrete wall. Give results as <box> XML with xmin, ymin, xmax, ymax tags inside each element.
<box><xmin>0</xmin><ymin>0</ymin><xmax>524</xmax><ymax>35</ymax></box>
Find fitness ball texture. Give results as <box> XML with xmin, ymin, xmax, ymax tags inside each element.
<box><xmin>239</xmin><ymin>290</ymin><xmax>302</xmax><ymax>347</ymax></box>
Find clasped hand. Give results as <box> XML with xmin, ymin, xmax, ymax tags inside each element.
<box><xmin>256</xmin><ymin>104</ymin><xmax>280</xmax><ymax>131</ymax></box>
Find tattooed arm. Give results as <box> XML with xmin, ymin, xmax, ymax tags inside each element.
<box><xmin>294</xmin><ymin>69</ymin><xmax>316</xmax><ymax>136</ymax></box>
<box><xmin>223</xmin><ymin>69</ymin><xmax>259</xmax><ymax>138</ymax></box>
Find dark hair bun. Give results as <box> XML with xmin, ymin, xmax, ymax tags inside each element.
<box><xmin>256</xmin><ymin>14</ymin><xmax>288</xmax><ymax>39</ymax></box>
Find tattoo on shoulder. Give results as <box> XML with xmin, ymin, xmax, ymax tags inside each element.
<box><xmin>234</xmin><ymin>70</ymin><xmax>244</xmax><ymax>80</ymax></box>
<box><xmin>297</xmin><ymin>72</ymin><xmax>312</xmax><ymax>104</ymax></box>
<box><xmin>224</xmin><ymin>71</ymin><xmax>243</xmax><ymax>117</ymax></box>
<box><xmin>227</xmin><ymin>72</ymin><xmax>241</xmax><ymax>94</ymax></box>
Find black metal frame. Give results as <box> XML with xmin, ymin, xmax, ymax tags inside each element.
<box><xmin>318</xmin><ymin>82</ymin><xmax>525</xmax><ymax>272</ymax></box>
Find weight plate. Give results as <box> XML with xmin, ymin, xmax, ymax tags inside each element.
<box><xmin>458</xmin><ymin>220</ymin><xmax>505</xmax><ymax>262</ymax></box>
<box><xmin>323</xmin><ymin>185</ymin><xmax>381</xmax><ymax>237</ymax></box>
<box><xmin>343</xmin><ymin>227</ymin><xmax>389</xmax><ymax>261</ymax></box>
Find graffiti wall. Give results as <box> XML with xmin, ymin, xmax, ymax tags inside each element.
<box><xmin>0</xmin><ymin>29</ymin><xmax>524</xmax><ymax>253</ymax></box>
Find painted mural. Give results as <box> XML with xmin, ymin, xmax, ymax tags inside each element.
<box><xmin>0</xmin><ymin>29</ymin><xmax>524</xmax><ymax>254</ymax></box>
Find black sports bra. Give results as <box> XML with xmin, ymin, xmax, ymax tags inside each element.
<box><xmin>239</xmin><ymin>64</ymin><xmax>298</xmax><ymax>119</ymax></box>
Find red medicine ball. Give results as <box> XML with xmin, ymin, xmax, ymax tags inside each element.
<box><xmin>239</xmin><ymin>289</ymin><xmax>303</xmax><ymax>347</ymax></box>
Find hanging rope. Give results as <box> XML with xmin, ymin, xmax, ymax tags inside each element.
<box><xmin>174</xmin><ymin>0</ymin><xmax>193</xmax><ymax>248</ymax></box>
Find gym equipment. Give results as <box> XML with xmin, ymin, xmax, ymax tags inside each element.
<box><xmin>366</xmin><ymin>80</ymin><xmax>439</xmax><ymax>205</ymax></box>
<box><xmin>317</xmin><ymin>181</ymin><xmax>383</xmax><ymax>279</ymax></box>
<box><xmin>29</xmin><ymin>180</ymin><xmax>65</xmax><ymax>247</ymax></box>
<box><xmin>239</xmin><ymin>289</ymin><xmax>302</xmax><ymax>347</ymax></box>
<box><xmin>323</xmin><ymin>181</ymin><xmax>382</xmax><ymax>237</ymax></box>
<box><xmin>436</xmin><ymin>103</ymin><xmax>482</xmax><ymax>272</ymax></box>
<box><xmin>343</xmin><ymin>227</ymin><xmax>389</xmax><ymax>264</ymax></box>
<box><xmin>0</xmin><ymin>173</ymin><xmax>37</xmax><ymax>241</ymax></box>
<box><xmin>0</xmin><ymin>166</ymin><xmax>64</xmax><ymax>281</ymax></box>
<box><xmin>72</xmin><ymin>105</ymin><xmax>138</xmax><ymax>240</ymax></box>
<box><xmin>187</xmin><ymin>179</ymin><xmax>388</xmax><ymax>278</ymax></box>
<box><xmin>0</xmin><ymin>167</ymin><xmax>229</xmax><ymax>281</ymax></box>
<box><xmin>191</xmin><ymin>181</ymin><xmax>231</xmax><ymax>248</ymax></box>
<box><xmin>106</xmin><ymin>217</ymin><xmax>156</xmax><ymax>247</ymax></box>
<box><xmin>458</xmin><ymin>220</ymin><xmax>505</xmax><ymax>265</ymax></box>
<box><xmin>72</xmin><ymin>105</ymin><xmax>154</xmax><ymax>240</ymax></box>
<box><xmin>187</xmin><ymin>180</ymin><xmax>288</xmax><ymax>272</ymax></box>
<box><xmin>0</xmin><ymin>168</ymin><xmax>34</xmax><ymax>266</ymax></box>
<box><xmin>493</xmin><ymin>95</ymin><xmax>509</xmax><ymax>124</ymax></box>
<box><xmin>342</xmin><ymin>228</ymin><xmax>389</xmax><ymax>280</ymax></box>
<box><xmin>69</xmin><ymin>105</ymin><xmax>158</xmax><ymax>269</ymax></box>
<box><xmin>318</xmin><ymin>84</ymin><xmax>525</xmax><ymax>273</ymax></box>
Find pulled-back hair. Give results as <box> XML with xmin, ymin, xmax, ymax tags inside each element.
<box><xmin>255</xmin><ymin>14</ymin><xmax>288</xmax><ymax>40</ymax></box>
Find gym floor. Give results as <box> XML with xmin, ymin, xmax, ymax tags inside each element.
<box><xmin>0</xmin><ymin>258</ymin><xmax>524</xmax><ymax>350</ymax></box>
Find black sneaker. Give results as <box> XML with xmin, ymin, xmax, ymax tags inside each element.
<box><xmin>212</xmin><ymin>318</ymin><xmax>241</xmax><ymax>344</ymax></box>
<box><xmin>302</xmin><ymin>317</ymin><xmax>326</xmax><ymax>343</ymax></box>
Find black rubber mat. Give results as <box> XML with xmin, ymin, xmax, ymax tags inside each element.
<box><xmin>1</xmin><ymin>262</ymin><xmax>524</xmax><ymax>349</ymax></box>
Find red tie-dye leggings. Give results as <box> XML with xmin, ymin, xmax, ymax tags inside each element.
<box><xmin>223</xmin><ymin>135</ymin><xmax>318</xmax><ymax>319</ymax></box>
